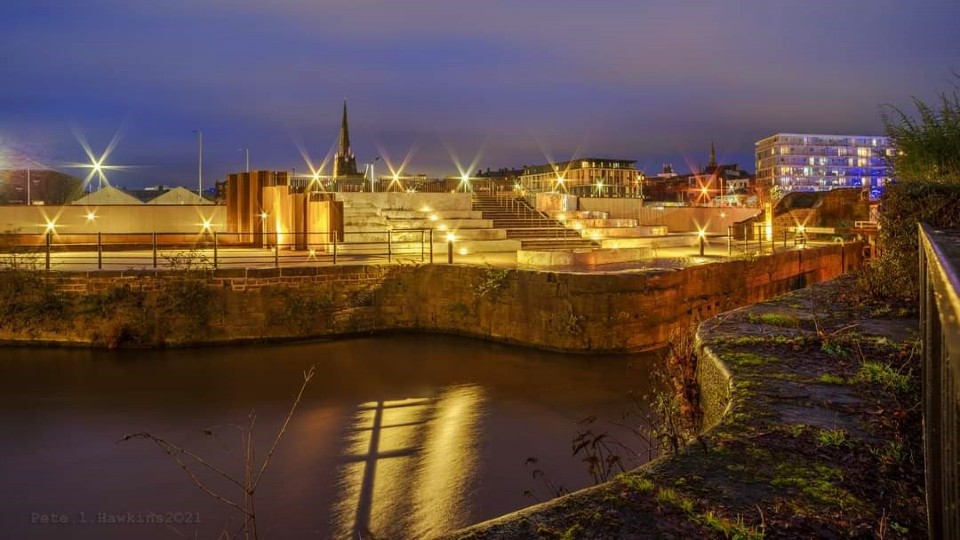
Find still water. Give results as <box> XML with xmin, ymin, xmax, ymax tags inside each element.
<box><xmin>0</xmin><ymin>334</ymin><xmax>659</xmax><ymax>539</ymax></box>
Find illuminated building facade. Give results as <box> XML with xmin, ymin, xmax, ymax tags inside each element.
<box><xmin>519</xmin><ymin>158</ymin><xmax>637</xmax><ymax>196</ymax></box>
<box><xmin>755</xmin><ymin>133</ymin><xmax>894</xmax><ymax>198</ymax></box>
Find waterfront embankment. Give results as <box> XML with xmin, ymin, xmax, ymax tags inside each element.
<box><xmin>445</xmin><ymin>275</ymin><xmax>924</xmax><ymax>538</ymax></box>
<box><xmin>0</xmin><ymin>243</ymin><xmax>862</xmax><ymax>352</ymax></box>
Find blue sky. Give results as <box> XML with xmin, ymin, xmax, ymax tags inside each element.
<box><xmin>2</xmin><ymin>0</ymin><xmax>959</xmax><ymax>188</ymax></box>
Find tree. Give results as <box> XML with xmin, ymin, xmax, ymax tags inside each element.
<box><xmin>871</xmin><ymin>76</ymin><xmax>960</xmax><ymax>301</ymax></box>
<box><xmin>882</xmin><ymin>76</ymin><xmax>960</xmax><ymax>184</ymax></box>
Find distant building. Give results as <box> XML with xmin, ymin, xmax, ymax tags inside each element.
<box><xmin>0</xmin><ymin>169</ymin><xmax>83</xmax><ymax>205</ymax></box>
<box><xmin>520</xmin><ymin>158</ymin><xmax>638</xmax><ymax>197</ymax></box>
<box><xmin>332</xmin><ymin>100</ymin><xmax>360</xmax><ymax>179</ymax></box>
<box><xmin>642</xmin><ymin>164</ymin><xmax>687</xmax><ymax>203</ymax></box>
<box><xmin>755</xmin><ymin>133</ymin><xmax>894</xmax><ymax>198</ymax></box>
<box><xmin>683</xmin><ymin>142</ymin><xmax>755</xmax><ymax>205</ymax></box>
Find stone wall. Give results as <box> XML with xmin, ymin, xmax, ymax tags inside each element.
<box><xmin>2</xmin><ymin>243</ymin><xmax>864</xmax><ymax>351</ymax></box>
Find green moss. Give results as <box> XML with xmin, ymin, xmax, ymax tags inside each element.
<box><xmin>746</xmin><ymin>312</ymin><xmax>799</xmax><ymax>327</ymax></box>
<box><xmin>728</xmin><ymin>352</ymin><xmax>769</xmax><ymax>366</ymax></box>
<box><xmin>817</xmin><ymin>374</ymin><xmax>846</xmax><ymax>385</ymax></box>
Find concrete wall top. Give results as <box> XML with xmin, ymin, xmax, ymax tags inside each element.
<box><xmin>0</xmin><ymin>205</ymin><xmax>227</xmax><ymax>234</ymax></box>
<box><xmin>335</xmin><ymin>192</ymin><xmax>473</xmax><ymax>211</ymax></box>
<box><xmin>577</xmin><ymin>199</ymin><xmax>759</xmax><ymax>234</ymax></box>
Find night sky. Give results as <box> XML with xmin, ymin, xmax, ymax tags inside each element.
<box><xmin>2</xmin><ymin>0</ymin><xmax>959</xmax><ymax>188</ymax></box>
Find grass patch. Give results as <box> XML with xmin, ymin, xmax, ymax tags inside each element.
<box><xmin>618</xmin><ymin>474</ymin><xmax>654</xmax><ymax>492</ymax></box>
<box><xmin>853</xmin><ymin>361</ymin><xmax>911</xmax><ymax>393</ymax></box>
<box><xmin>816</xmin><ymin>429</ymin><xmax>848</xmax><ymax>448</ymax></box>
<box><xmin>656</xmin><ymin>487</ymin><xmax>694</xmax><ymax>514</ymax></box>
<box><xmin>727</xmin><ymin>352</ymin><xmax>768</xmax><ymax>366</ymax></box>
<box><xmin>700</xmin><ymin>510</ymin><xmax>765</xmax><ymax>540</ymax></box>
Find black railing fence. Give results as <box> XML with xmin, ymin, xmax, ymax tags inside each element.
<box><xmin>918</xmin><ymin>223</ymin><xmax>960</xmax><ymax>540</ymax></box>
<box><xmin>0</xmin><ymin>229</ymin><xmax>444</xmax><ymax>271</ymax></box>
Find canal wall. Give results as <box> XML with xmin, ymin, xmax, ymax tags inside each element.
<box><xmin>0</xmin><ymin>243</ymin><xmax>864</xmax><ymax>351</ymax></box>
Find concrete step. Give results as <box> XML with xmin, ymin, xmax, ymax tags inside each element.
<box><xmin>382</xmin><ymin>210</ymin><xmax>484</xmax><ymax>219</ymax></box>
<box><xmin>385</xmin><ymin>218</ymin><xmax>494</xmax><ymax>229</ymax></box>
<box><xmin>506</xmin><ymin>229</ymin><xmax>583</xmax><ymax>238</ymax></box>
<box><xmin>562</xmin><ymin>218</ymin><xmax>640</xmax><ymax>228</ymax></box>
<box><xmin>519</xmin><ymin>239</ymin><xmax>598</xmax><ymax>250</ymax></box>
<box><xmin>551</xmin><ymin>211</ymin><xmax>611</xmax><ymax>220</ymax></box>
<box><xmin>576</xmin><ymin>226</ymin><xmax>669</xmax><ymax>239</ymax></box>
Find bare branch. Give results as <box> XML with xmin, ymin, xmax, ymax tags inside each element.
<box><xmin>253</xmin><ymin>364</ymin><xmax>316</xmax><ymax>490</ymax></box>
<box><xmin>121</xmin><ymin>432</ymin><xmax>244</xmax><ymax>489</ymax></box>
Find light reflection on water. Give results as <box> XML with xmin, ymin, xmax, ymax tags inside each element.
<box><xmin>0</xmin><ymin>334</ymin><xmax>659</xmax><ymax>539</ymax></box>
<box><xmin>333</xmin><ymin>387</ymin><xmax>483</xmax><ymax>538</ymax></box>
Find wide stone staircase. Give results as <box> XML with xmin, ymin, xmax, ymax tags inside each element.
<box><xmin>472</xmin><ymin>194</ymin><xmax>598</xmax><ymax>250</ymax></box>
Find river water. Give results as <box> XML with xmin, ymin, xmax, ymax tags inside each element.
<box><xmin>0</xmin><ymin>334</ymin><xmax>660</xmax><ymax>539</ymax></box>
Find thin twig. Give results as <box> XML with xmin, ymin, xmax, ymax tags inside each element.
<box><xmin>253</xmin><ymin>365</ymin><xmax>315</xmax><ymax>490</ymax></box>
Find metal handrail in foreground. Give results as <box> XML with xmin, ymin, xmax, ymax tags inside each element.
<box><xmin>918</xmin><ymin>223</ymin><xmax>960</xmax><ymax>540</ymax></box>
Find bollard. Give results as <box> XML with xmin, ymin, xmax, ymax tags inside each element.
<box><xmin>45</xmin><ymin>232</ymin><xmax>51</xmax><ymax>271</ymax></box>
<box><xmin>97</xmin><ymin>232</ymin><xmax>102</xmax><ymax>270</ymax></box>
<box><xmin>152</xmin><ymin>233</ymin><xmax>157</xmax><ymax>268</ymax></box>
<box><xmin>699</xmin><ymin>235</ymin><xmax>705</xmax><ymax>257</ymax></box>
<box><xmin>213</xmin><ymin>232</ymin><xmax>218</xmax><ymax>270</ymax></box>
<box><xmin>332</xmin><ymin>232</ymin><xmax>338</xmax><ymax>265</ymax></box>
<box><xmin>447</xmin><ymin>237</ymin><xmax>453</xmax><ymax>264</ymax></box>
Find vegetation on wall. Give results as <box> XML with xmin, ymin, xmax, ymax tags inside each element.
<box><xmin>867</xmin><ymin>79</ymin><xmax>960</xmax><ymax>302</ymax></box>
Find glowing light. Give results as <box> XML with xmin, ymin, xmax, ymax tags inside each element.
<box><xmin>438</xmin><ymin>224</ymin><xmax>448</xmax><ymax>231</ymax></box>
<box><xmin>458</xmin><ymin>247</ymin><xmax>469</xmax><ymax>256</ymax></box>
<box><xmin>429</xmin><ymin>214</ymin><xmax>439</xmax><ymax>221</ymax></box>
<box><xmin>720</xmin><ymin>212</ymin><xmax>727</xmax><ymax>219</ymax></box>
<box><xmin>308</xmin><ymin>248</ymin><xmax>317</xmax><ymax>259</ymax></box>
<box><xmin>797</xmin><ymin>225</ymin><xmax>806</xmax><ymax>234</ymax></box>
<box><xmin>201</xmin><ymin>217</ymin><xmax>213</xmax><ymax>232</ymax></box>
<box><xmin>44</xmin><ymin>220</ymin><xmax>57</xmax><ymax>233</ymax></box>
<box><xmin>445</xmin><ymin>232</ymin><xmax>456</xmax><ymax>242</ymax></box>
<box><xmin>697</xmin><ymin>227</ymin><xmax>707</xmax><ymax>239</ymax></box>
<box><xmin>67</xmin><ymin>125</ymin><xmax>134</xmax><ymax>191</ymax></box>
<box><xmin>84</xmin><ymin>210</ymin><xmax>97</xmax><ymax>223</ymax></box>
<box><xmin>420</xmin><ymin>206</ymin><xmax>432</xmax><ymax>213</ymax></box>
<box><xmin>590</xmin><ymin>232</ymin><xmax>603</xmax><ymax>241</ymax></box>
<box><xmin>259</xmin><ymin>211</ymin><xmax>269</xmax><ymax>220</ymax></box>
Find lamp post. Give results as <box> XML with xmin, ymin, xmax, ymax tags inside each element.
<box><xmin>193</xmin><ymin>129</ymin><xmax>203</xmax><ymax>198</ymax></box>
<box><xmin>446</xmin><ymin>232</ymin><xmax>455</xmax><ymax>264</ymax></box>
<box><xmin>238</xmin><ymin>148</ymin><xmax>249</xmax><ymax>172</ymax></box>
<box><xmin>365</xmin><ymin>157</ymin><xmax>381</xmax><ymax>192</ymax></box>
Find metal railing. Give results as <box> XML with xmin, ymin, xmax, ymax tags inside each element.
<box><xmin>0</xmin><ymin>229</ymin><xmax>442</xmax><ymax>271</ymax></box>
<box><xmin>919</xmin><ymin>224</ymin><xmax>960</xmax><ymax>540</ymax></box>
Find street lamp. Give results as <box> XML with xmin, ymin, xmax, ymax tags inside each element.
<box><xmin>365</xmin><ymin>157</ymin><xmax>381</xmax><ymax>192</ymax></box>
<box><xmin>193</xmin><ymin>129</ymin><xmax>203</xmax><ymax>198</ymax></box>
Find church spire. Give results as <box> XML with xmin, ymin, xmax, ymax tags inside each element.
<box><xmin>708</xmin><ymin>140</ymin><xmax>717</xmax><ymax>169</ymax></box>
<box><xmin>338</xmin><ymin>99</ymin><xmax>351</xmax><ymax>156</ymax></box>
<box><xmin>333</xmin><ymin>99</ymin><xmax>358</xmax><ymax>178</ymax></box>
